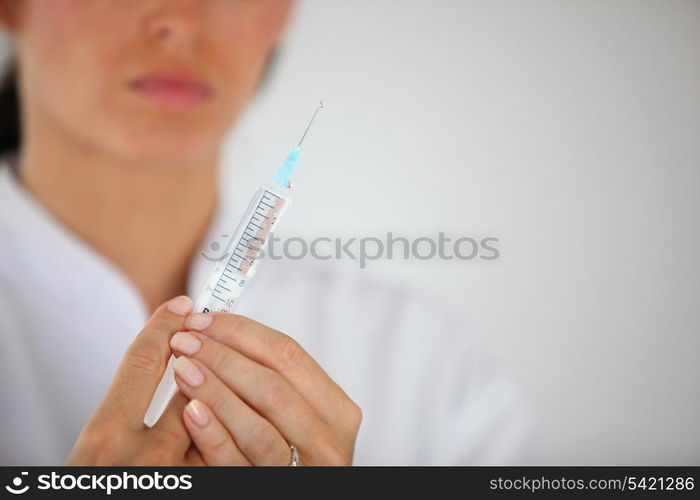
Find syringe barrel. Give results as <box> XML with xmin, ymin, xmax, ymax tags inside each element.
<box><xmin>193</xmin><ymin>184</ymin><xmax>291</xmax><ymax>314</ymax></box>
<box><xmin>143</xmin><ymin>184</ymin><xmax>291</xmax><ymax>427</ymax></box>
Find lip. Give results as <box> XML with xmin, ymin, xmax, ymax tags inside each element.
<box><xmin>128</xmin><ymin>72</ymin><xmax>214</xmax><ymax>108</ymax></box>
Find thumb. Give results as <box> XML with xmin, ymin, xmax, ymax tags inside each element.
<box><xmin>96</xmin><ymin>295</ymin><xmax>193</xmax><ymax>430</ymax></box>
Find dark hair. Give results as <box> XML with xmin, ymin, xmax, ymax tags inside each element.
<box><xmin>0</xmin><ymin>60</ymin><xmax>19</xmax><ymax>157</ymax></box>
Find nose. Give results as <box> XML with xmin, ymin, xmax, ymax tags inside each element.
<box><xmin>144</xmin><ymin>0</ymin><xmax>206</xmax><ymax>49</ymax></box>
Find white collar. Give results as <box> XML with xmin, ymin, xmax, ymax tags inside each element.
<box><xmin>0</xmin><ymin>152</ymin><xmax>233</xmax><ymax>318</ymax></box>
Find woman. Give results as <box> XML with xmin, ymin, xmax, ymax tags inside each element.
<box><xmin>0</xmin><ymin>0</ymin><xmax>524</xmax><ymax>465</ymax></box>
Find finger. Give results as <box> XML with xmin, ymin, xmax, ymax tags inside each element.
<box><xmin>171</xmin><ymin>352</ymin><xmax>291</xmax><ymax>465</ymax></box>
<box><xmin>98</xmin><ymin>296</ymin><xmax>192</xmax><ymax>430</ymax></box>
<box><xmin>151</xmin><ymin>391</ymin><xmax>192</xmax><ymax>456</ymax></box>
<box><xmin>185</xmin><ymin>445</ymin><xmax>206</xmax><ymax>466</ymax></box>
<box><xmin>182</xmin><ymin>399</ymin><xmax>251</xmax><ymax>466</ymax></box>
<box><xmin>184</xmin><ymin>313</ymin><xmax>353</xmax><ymax>426</ymax></box>
<box><xmin>172</xmin><ymin>333</ymin><xmax>333</xmax><ymax>461</ymax></box>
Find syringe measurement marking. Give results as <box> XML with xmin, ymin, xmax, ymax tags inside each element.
<box><xmin>210</xmin><ymin>191</ymin><xmax>283</xmax><ymax>302</ymax></box>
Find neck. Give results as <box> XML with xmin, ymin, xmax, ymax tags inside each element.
<box><xmin>19</xmin><ymin>114</ymin><xmax>218</xmax><ymax>313</ymax></box>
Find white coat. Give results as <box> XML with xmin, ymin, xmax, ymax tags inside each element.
<box><xmin>0</xmin><ymin>156</ymin><xmax>526</xmax><ymax>465</ymax></box>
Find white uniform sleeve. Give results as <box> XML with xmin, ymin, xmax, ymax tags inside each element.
<box><xmin>422</xmin><ymin>297</ymin><xmax>529</xmax><ymax>464</ymax></box>
<box><xmin>369</xmin><ymin>281</ymin><xmax>529</xmax><ymax>465</ymax></box>
<box><xmin>316</xmin><ymin>265</ymin><xmax>529</xmax><ymax>465</ymax></box>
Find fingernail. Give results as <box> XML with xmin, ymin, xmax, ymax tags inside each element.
<box><xmin>185</xmin><ymin>399</ymin><xmax>210</xmax><ymax>428</ymax></box>
<box><xmin>185</xmin><ymin>313</ymin><xmax>213</xmax><ymax>331</ymax></box>
<box><xmin>170</xmin><ymin>332</ymin><xmax>202</xmax><ymax>355</ymax></box>
<box><xmin>173</xmin><ymin>356</ymin><xmax>205</xmax><ymax>387</ymax></box>
<box><xmin>167</xmin><ymin>296</ymin><xmax>192</xmax><ymax>316</ymax></box>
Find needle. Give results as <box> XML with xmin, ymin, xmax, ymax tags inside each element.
<box><xmin>297</xmin><ymin>100</ymin><xmax>324</xmax><ymax>148</ymax></box>
<box><xmin>273</xmin><ymin>101</ymin><xmax>324</xmax><ymax>188</ymax></box>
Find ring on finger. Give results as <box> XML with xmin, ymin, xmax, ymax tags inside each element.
<box><xmin>288</xmin><ymin>444</ymin><xmax>299</xmax><ymax>467</ymax></box>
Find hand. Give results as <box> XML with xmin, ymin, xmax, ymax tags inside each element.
<box><xmin>169</xmin><ymin>312</ymin><xmax>362</xmax><ymax>466</ymax></box>
<box><xmin>65</xmin><ymin>296</ymin><xmax>203</xmax><ymax>465</ymax></box>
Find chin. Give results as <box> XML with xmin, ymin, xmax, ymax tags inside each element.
<box><xmin>95</xmin><ymin>98</ymin><xmax>232</xmax><ymax>167</ymax></box>
<box><xmin>100</xmin><ymin>134</ymin><xmax>216</xmax><ymax>169</ymax></box>
<box><xmin>109</xmin><ymin>120</ymin><xmax>225</xmax><ymax>168</ymax></box>
<box><xmin>133</xmin><ymin>141</ymin><xmax>218</xmax><ymax>168</ymax></box>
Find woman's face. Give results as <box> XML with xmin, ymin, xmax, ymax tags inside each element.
<box><xmin>9</xmin><ymin>0</ymin><xmax>292</xmax><ymax>166</ymax></box>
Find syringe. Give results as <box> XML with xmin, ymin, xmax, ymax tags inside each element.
<box><xmin>144</xmin><ymin>101</ymin><xmax>323</xmax><ymax>427</ymax></box>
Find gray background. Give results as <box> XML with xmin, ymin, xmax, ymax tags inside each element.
<box><xmin>225</xmin><ymin>0</ymin><xmax>700</xmax><ymax>464</ymax></box>
<box><xmin>2</xmin><ymin>0</ymin><xmax>698</xmax><ymax>464</ymax></box>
